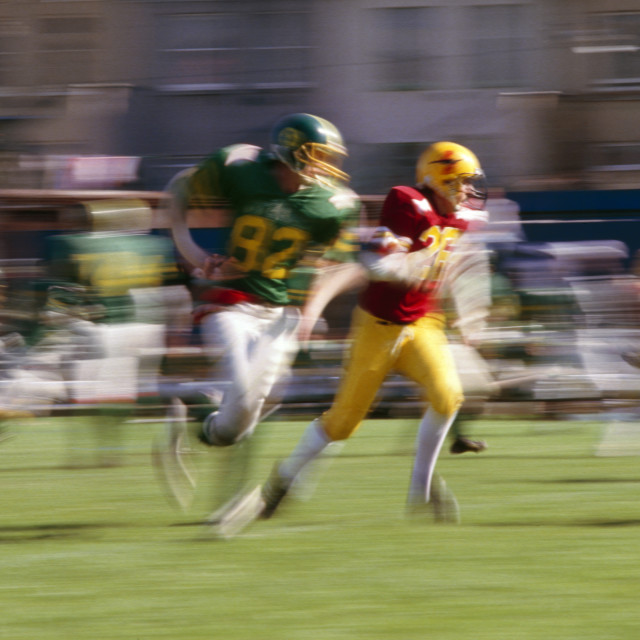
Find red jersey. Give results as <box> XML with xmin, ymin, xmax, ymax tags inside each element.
<box><xmin>359</xmin><ymin>185</ymin><xmax>470</xmax><ymax>324</ymax></box>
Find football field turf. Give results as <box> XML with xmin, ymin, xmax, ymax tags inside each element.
<box><xmin>1</xmin><ymin>414</ymin><xmax>639</xmax><ymax>639</ymax></box>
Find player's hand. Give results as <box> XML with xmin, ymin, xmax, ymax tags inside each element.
<box><xmin>297</xmin><ymin>314</ymin><xmax>317</xmax><ymax>345</ymax></box>
<box><xmin>202</xmin><ymin>255</ymin><xmax>245</xmax><ymax>281</ymax></box>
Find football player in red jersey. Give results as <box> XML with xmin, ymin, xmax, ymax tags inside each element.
<box><xmin>214</xmin><ymin>142</ymin><xmax>489</xmax><ymax>536</ymax></box>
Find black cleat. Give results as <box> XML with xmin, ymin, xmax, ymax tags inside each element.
<box><xmin>450</xmin><ymin>436</ymin><xmax>487</xmax><ymax>455</ymax></box>
<box><xmin>260</xmin><ymin>464</ymin><xmax>291</xmax><ymax>519</ymax></box>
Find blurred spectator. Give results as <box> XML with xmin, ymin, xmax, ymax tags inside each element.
<box><xmin>36</xmin><ymin>199</ymin><xmax>188</xmax><ymax>467</ymax></box>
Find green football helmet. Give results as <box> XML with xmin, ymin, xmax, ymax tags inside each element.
<box><xmin>270</xmin><ymin>113</ymin><xmax>349</xmax><ymax>185</ymax></box>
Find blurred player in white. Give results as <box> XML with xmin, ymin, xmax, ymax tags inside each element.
<box><xmin>216</xmin><ymin>141</ymin><xmax>490</xmax><ymax>536</ymax></box>
<box><xmin>159</xmin><ymin>113</ymin><xmax>361</xmax><ymax>516</ymax></box>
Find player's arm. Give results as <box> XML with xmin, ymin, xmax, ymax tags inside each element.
<box><xmin>443</xmin><ymin>236</ymin><xmax>492</xmax><ymax>344</ymax></box>
<box><xmin>358</xmin><ymin>188</ymin><xmax>435</xmax><ymax>289</ymax></box>
<box><xmin>167</xmin><ymin>146</ymin><xmax>264</xmax><ymax>280</ymax></box>
<box><xmin>164</xmin><ymin>166</ymin><xmax>212</xmax><ymax>272</ymax></box>
<box><xmin>297</xmin><ymin>192</ymin><xmax>366</xmax><ymax>342</ymax></box>
<box><xmin>296</xmin><ymin>220</ymin><xmax>366</xmax><ymax>342</ymax></box>
<box><xmin>359</xmin><ymin>226</ymin><xmax>436</xmax><ymax>288</ymax></box>
<box><xmin>297</xmin><ymin>258</ymin><xmax>367</xmax><ymax>343</ymax></box>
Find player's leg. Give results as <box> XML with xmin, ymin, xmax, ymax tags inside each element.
<box><xmin>200</xmin><ymin>305</ymin><xmax>299</xmax><ymax>520</ymax></box>
<box><xmin>157</xmin><ymin>304</ymin><xmax>297</xmax><ymax>515</ymax></box>
<box><xmin>212</xmin><ymin>309</ymin><xmax>419</xmax><ymax>536</ymax></box>
<box><xmin>447</xmin><ymin>342</ymin><xmax>491</xmax><ymax>454</ymax></box>
<box><xmin>70</xmin><ymin>323</ymin><xmax>141</xmax><ymax>467</ymax></box>
<box><xmin>448</xmin><ymin>411</ymin><xmax>487</xmax><ymax>454</ymax></box>
<box><xmin>200</xmin><ymin>304</ymin><xmax>297</xmax><ymax>446</ymax></box>
<box><xmin>396</xmin><ymin>314</ymin><xmax>463</xmax><ymax>516</ymax></box>
<box><xmin>261</xmin><ymin>308</ymin><xmax>401</xmax><ymax>517</ymax></box>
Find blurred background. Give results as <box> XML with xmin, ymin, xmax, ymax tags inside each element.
<box><xmin>0</xmin><ymin>0</ymin><xmax>639</xmax><ymax>437</ymax></box>
<box><xmin>0</xmin><ymin>0</ymin><xmax>639</xmax><ymax>194</ymax></box>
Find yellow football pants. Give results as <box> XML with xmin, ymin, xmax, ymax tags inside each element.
<box><xmin>322</xmin><ymin>307</ymin><xmax>463</xmax><ymax>441</ymax></box>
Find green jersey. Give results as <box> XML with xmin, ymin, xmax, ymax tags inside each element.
<box><xmin>183</xmin><ymin>144</ymin><xmax>360</xmax><ymax>306</ymax></box>
<box><xmin>45</xmin><ymin>232</ymin><xmax>180</xmax><ymax>323</ymax></box>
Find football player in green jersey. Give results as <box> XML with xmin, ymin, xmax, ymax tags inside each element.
<box><xmin>41</xmin><ymin>199</ymin><xmax>189</xmax><ymax>467</ymax></box>
<box><xmin>159</xmin><ymin>113</ymin><xmax>362</xmax><ymax>520</ymax></box>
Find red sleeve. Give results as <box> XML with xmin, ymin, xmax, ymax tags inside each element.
<box><xmin>379</xmin><ymin>186</ymin><xmax>426</xmax><ymax>240</ymax></box>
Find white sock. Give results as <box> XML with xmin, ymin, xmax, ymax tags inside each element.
<box><xmin>408</xmin><ymin>406</ymin><xmax>458</xmax><ymax>503</ymax></box>
<box><xmin>278</xmin><ymin>418</ymin><xmax>333</xmax><ymax>484</ymax></box>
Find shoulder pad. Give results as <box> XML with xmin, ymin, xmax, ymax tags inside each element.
<box><xmin>221</xmin><ymin>144</ymin><xmax>262</xmax><ymax>166</ymax></box>
<box><xmin>388</xmin><ymin>186</ymin><xmax>433</xmax><ymax>214</ymax></box>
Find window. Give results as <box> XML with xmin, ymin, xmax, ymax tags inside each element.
<box><xmin>35</xmin><ymin>15</ymin><xmax>101</xmax><ymax>85</ymax></box>
<box><xmin>589</xmin><ymin>142</ymin><xmax>640</xmax><ymax>172</ymax></box>
<box><xmin>0</xmin><ymin>19</ymin><xmax>28</xmax><ymax>86</ymax></box>
<box><xmin>367</xmin><ymin>4</ymin><xmax>530</xmax><ymax>92</ymax></box>
<box><xmin>367</xmin><ymin>7</ymin><xmax>447</xmax><ymax>91</ymax></box>
<box><xmin>353</xmin><ymin>142</ymin><xmax>425</xmax><ymax>194</ymax></box>
<box><xmin>577</xmin><ymin>13</ymin><xmax>640</xmax><ymax>89</ymax></box>
<box><xmin>468</xmin><ymin>4</ymin><xmax>531</xmax><ymax>89</ymax></box>
<box><xmin>157</xmin><ymin>10</ymin><xmax>313</xmax><ymax>92</ymax></box>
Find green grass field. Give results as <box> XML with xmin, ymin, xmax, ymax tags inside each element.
<box><xmin>1</xmin><ymin>413</ymin><xmax>640</xmax><ymax>639</ymax></box>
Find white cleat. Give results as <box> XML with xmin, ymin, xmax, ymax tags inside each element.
<box><xmin>406</xmin><ymin>474</ymin><xmax>461</xmax><ymax>524</ymax></box>
<box><xmin>206</xmin><ymin>486</ymin><xmax>266</xmax><ymax>539</ymax></box>
<box><xmin>430</xmin><ymin>475</ymin><xmax>461</xmax><ymax>524</ymax></box>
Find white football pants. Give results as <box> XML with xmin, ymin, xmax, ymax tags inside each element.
<box><xmin>199</xmin><ymin>302</ymin><xmax>300</xmax><ymax>445</ymax></box>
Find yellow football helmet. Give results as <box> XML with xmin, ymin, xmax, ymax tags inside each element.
<box><xmin>415</xmin><ymin>141</ymin><xmax>486</xmax><ymax>208</ymax></box>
